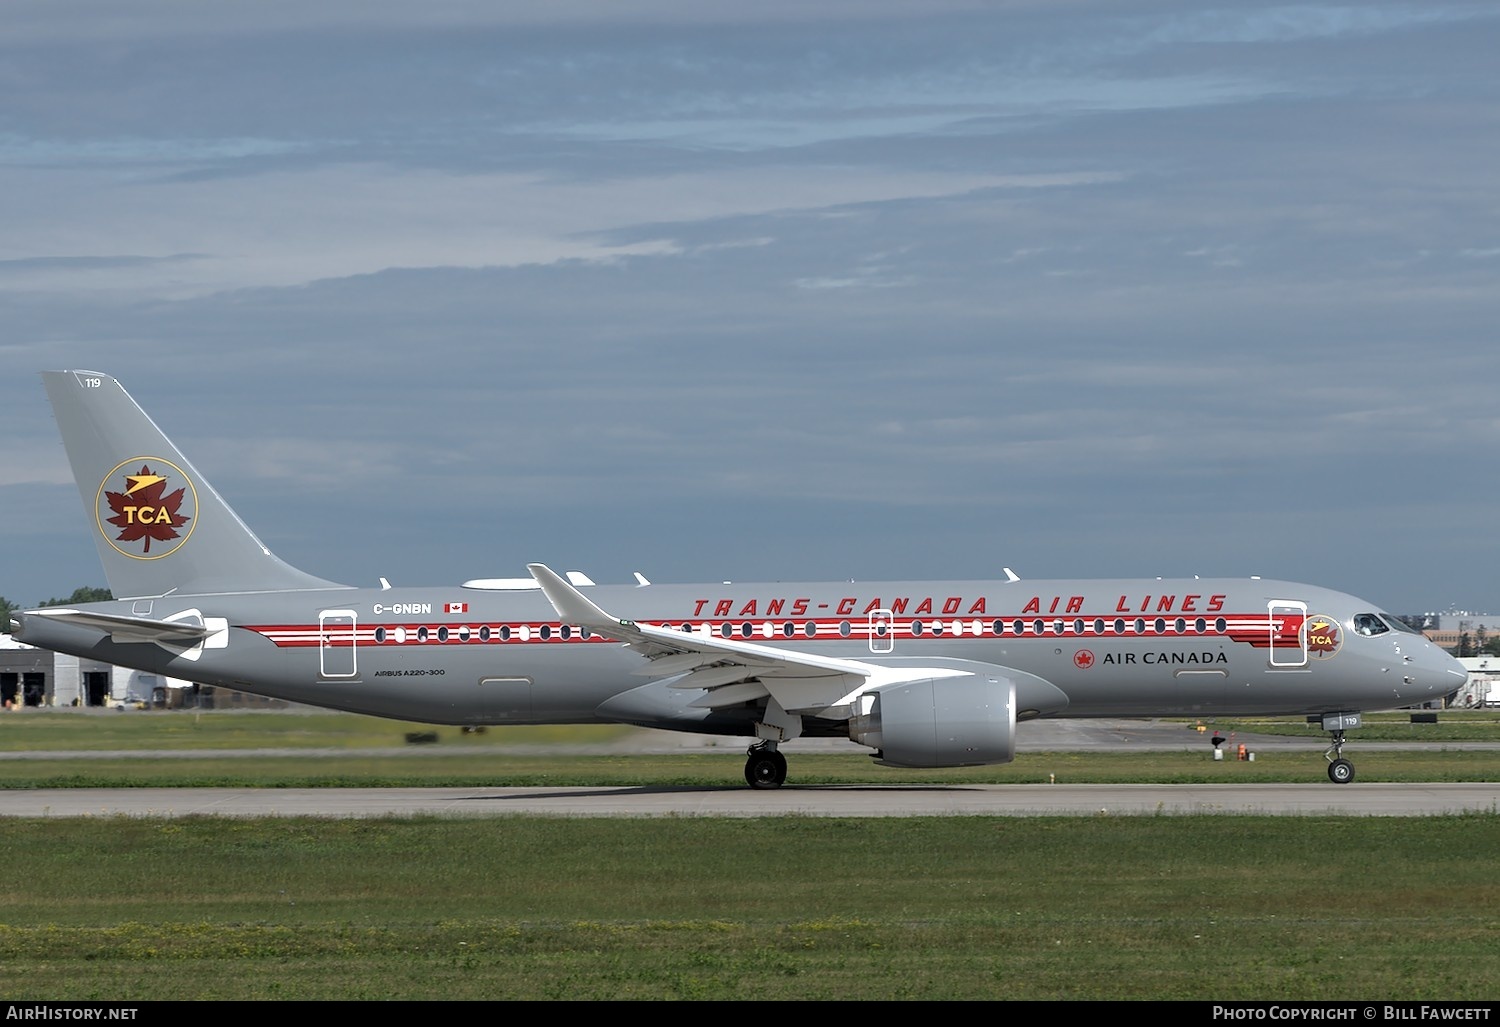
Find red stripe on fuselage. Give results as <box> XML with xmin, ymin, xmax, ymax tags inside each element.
<box><xmin>242</xmin><ymin>612</ymin><xmax>1302</xmax><ymax>649</ymax></box>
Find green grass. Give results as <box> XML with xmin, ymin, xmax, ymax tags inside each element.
<box><xmin>0</xmin><ymin>709</ymin><xmax>639</xmax><ymax>751</ymax></box>
<box><xmin>2</xmin><ymin>815</ymin><xmax>1497</xmax><ymax>1000</ymax></box>
<box><xmin>5</xmin><ymin>710</ymin><xmax>1499</xmax><ymax>1001</ymax></box>
<box><xmin>1187</xmin><ymin>710</ymin><xmax>1500</xmax><ymax>741</ymax></box>
<box><xmin>3</xmin><ymin>748</ymin><xmax>1500</xmax><ymax>788</ymax></box>
<box><xmin>10</xmin><ymin>708</ymin><xmax>1500</xmax><ymax>753</ymax></box>
<box><xmin>3</xmin><ymin>710</ymin><xmax>1499</xmax><ymax>786</ymax></box>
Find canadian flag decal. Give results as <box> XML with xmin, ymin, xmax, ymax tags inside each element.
<box><xmin>445</xmin><ymin>602</ymin><xmax>468</xmax><ymax>614</ymax></box>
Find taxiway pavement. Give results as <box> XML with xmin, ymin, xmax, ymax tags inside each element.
<box><xmin>5</xmin><ymin>782</ymin><xmax>1498</xmax><ymax>818</ymax></box>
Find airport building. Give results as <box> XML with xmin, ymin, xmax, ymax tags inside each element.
<box><xmin>1420</xmin><ymin>613</ymin><xmax>1500</xmax><ymax>654</ymax></box>
<box><xmin>0</xmin><ymin>633</ymin><xmax>283</xmax><ymax>710</ymax></box>
<box><xmin>1452</xmin><ymin>656</ymin><xmax>1500</xmax><ymax>708</ymax></box>
<box><xmin>0</xmin><ymin>632</ymin><xmax>126</xmax><ymax>707</ymax></box>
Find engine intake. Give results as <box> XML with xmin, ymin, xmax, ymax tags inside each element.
<box><xmin>848</xmin><ymin>673</ymin><xmax>1016</xmax><ymax>768</ymax></box>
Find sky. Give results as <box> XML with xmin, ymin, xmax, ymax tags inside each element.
<box><xmin>2</xmin><ymin>0</ymin><xmax>1498</xmax><ymax>614</ymax></box>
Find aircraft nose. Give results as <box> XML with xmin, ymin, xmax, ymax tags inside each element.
<box><xmin>1425</xmin><ymin>648</ymin><xmax>1468</xmax><ymax>697</ymax></box>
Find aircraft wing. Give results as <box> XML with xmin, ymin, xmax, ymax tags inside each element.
<box><xmin>23</xmin><ymin>608</ymin><xmax>215</xmax><ymax>644</ymax></box>
<box><xmin>528</xmin><ymin>563</ymin><xmax>923</xmax><ymax>715</ymax></box>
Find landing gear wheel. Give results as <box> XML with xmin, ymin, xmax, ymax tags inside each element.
<box><xmin>1328</xmin><ymin>758</ymin><xmax>1355</xmax><ymax>785</ymax></box>
<box><xmin>744</xmin><ymin>745</ymin><xmax>788</xmax><ymax>790</ymax></box>
<box><xmin>1324</xmin><ymin>727</ymin><xmax>1355</xmax><ymax>785</ymax></box>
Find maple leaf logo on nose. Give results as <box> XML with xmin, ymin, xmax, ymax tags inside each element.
<box><xmin>104</xmin><ymin>464</ymin><xmax>191</xmax><ymax>554</ymax></box>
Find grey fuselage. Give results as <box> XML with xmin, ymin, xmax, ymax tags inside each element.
<box><xmin>13</xmin><ymin>575</ymin><xmax>1464</xmax><ymax>739</ymax></box>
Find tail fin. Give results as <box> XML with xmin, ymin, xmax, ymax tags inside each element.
<box><xmin>42</xmin><ymin>370</ymin><xmax>347</xmax><ymax>598</ymax></box>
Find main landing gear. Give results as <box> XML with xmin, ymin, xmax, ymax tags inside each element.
<box><xmin>745</xmin><ymin>742</ymin><xmax>788</xmax><ymax>789</ymax></box>
<box><xmin>1325</xmin><ymin>729</ymin><xmax>1355</xmax><ymax>784</ymax></box>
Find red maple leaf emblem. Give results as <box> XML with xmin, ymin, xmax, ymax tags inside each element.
<box><xmin>104</xmin><ymin>464</ymin><xmax>191</xmax><ymax>554</ymax></box>
<box><xmin>1073</xmin><ymin>649</ymin><xmax>1096</xmax><ymax>670</ymax></box>
<box><xmin>1307</xmin><ymin>618</ymin><xmax>1340</xmax><ymax>655</ymax></box>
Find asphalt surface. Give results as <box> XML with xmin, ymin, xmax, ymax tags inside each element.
<box><xmin>3</xmin><ymin>781</ymin><xmax>1497</xmax><ymax>818</ymax></box>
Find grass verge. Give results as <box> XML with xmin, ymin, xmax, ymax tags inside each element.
<box><xmin>2</xmin><ymin>815</ymin><xmax>1498</xmax><ymax>1000</ymax></box>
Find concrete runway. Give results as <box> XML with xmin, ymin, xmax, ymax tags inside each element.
<box><xmin>6</xmin><ymin>782</ymin><xmax>1499</xmax><ymax>819</ymax></box>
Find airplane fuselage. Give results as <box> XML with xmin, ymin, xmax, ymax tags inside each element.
<box><xmin>15</xmin><ymin>575</ymin><xmax>1460</xmax><ymax>735</ymax></box>
<box><xmin>23</xmin><ymin>370</ymin><xmax>1468</xmax><ymax>785</ymax></box>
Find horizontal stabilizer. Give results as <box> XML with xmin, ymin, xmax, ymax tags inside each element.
<box><xmin>24</xmin><ymin>608</ymin><xmax>214</xmax><ymax>644</ymax></box>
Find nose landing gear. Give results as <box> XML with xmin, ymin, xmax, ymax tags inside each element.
<box><xmin>1325</xmin><ymin>728</ymin><xmax>1355</xmax><ymax>784</ymax></box>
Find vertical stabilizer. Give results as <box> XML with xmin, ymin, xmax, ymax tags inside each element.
<box><xmin>42</xmin><ymin>370</ymin><xmax>347</xmax><ymax>598</ymax></box>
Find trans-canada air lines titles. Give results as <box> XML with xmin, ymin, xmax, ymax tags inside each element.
<box><xmin>690</xmin><ymin>593</ymin><xmax>1229</xmax><ymax>619</ymax></box>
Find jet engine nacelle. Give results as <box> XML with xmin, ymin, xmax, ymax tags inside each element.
<box><xmin>847</xmin><ymin>673</ymin><xmax>1017</xmax><ymax>768</ymax></box>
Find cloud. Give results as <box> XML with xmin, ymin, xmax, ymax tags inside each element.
<box><xmin>0</xmin><ymin>163</ymin><xmax>1115</xmax><ymax>296</ymax></box>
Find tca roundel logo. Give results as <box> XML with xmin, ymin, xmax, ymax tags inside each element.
<box><xmin>1306</xmin><ymin>614</ymin><xmax>1343</xmax><ymax>660</ymax></box>
<box><xmin>94</xmin><ymin>457</ymin><xmax>198</xmax><ymax>560</ymax></box>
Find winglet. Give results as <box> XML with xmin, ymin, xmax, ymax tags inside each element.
<box><xmin>527</xmin><ymin>563</ymin><xmax>621</xmax><ymax>630</ymax></box>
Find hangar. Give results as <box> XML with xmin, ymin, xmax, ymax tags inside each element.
<box><xmin>0</xmin><ymin>632</ymin><xmax>130</xmax><ymax>708</ymax></box>
<box><xmin>0</xmin><ymin>633</ymin><xmax>279</xmax><ymax>710</ymax></box>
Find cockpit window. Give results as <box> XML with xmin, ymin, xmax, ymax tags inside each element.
<box><xmin>1352</xmin><ymin>613</ymin><xmax>1388</xmax><ymax>637</ymax></box>
<box><xmin>1381</xmin><ymin>613</ymin><xmax>1424</xmax><ymax>636</ymax></box>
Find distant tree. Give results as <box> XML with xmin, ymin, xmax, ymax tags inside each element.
<box><xmin>1458</xmin><ymin>632</ymin><xmax>1473</xmax><ymax>658</ymax></box>
<box><xmin>0</xmin><ymin>596</ymin><xmax>15</xmax><ymax>633</ymax></box>
<box><xmin>36</xmin><ymin>586</ymin><xmax>113</xmax><ymax>607</ymax></box>
<box><xmin>1483</xmin><ymin>637</ymin><xmax>1500</xmax><ymax>658</ymax></box>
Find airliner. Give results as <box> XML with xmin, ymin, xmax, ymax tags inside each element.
<box><xmin>10</xmin><ymin>371</ymin><xmax>1467</xmax><ymax>787</ymax></box>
